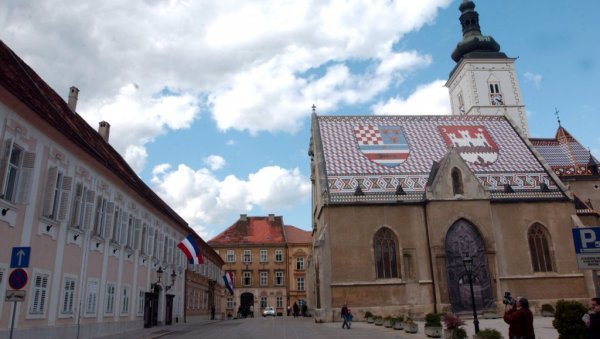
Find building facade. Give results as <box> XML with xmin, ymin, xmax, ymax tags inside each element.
<box><xmin>284</xmin><ymin>225</ymin><xmax>312</xmax><ymax>312</ymax></box>
<box><xmin>184</xmin><ymin>242</ymin><xmax>225</xmax><ymax>320</ymax></box>
<box><xmin>0</xmin><ymin>40</ymin><xmax>221</xmax><ymax>338</ymax></box>
<box><xmin>307</xmin><ymin>1</ymin><xmax>599</xmax><ymax>322</ymax></box>
<box><xmin>208</xmin><ymin>214</ymin><xmax>311</xmax><ymax>317</ymax></box>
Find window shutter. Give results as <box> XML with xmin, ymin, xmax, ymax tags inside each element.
<box><xmin>83</xmin><ymin>190</ymin><xmax>95</xmax><ymax>229</ymax></box>
<box><xmin>42</xmin><ymin>167</ymin><xmax>58</xmax><ymax>217</ymax></box>
<box><xmin>120</xmin><ymin>212</ymin><xmax>129</xmax><ymax>245</ymax></box>
<box><xmin>104</xmin><ymin>202</ymin><xmax>114</xmax><ymax>239</ymax></box>
<box><xmin>134</xmin><ymin>218</ymin><xmax>142</xmax><ymax>250</ymax></box>
<box><xmin>57</xmin><ymin>176</ymin><xmax>73</xmax><ymax>220</ymax></box>
<box><xmin>70</xmin><ymin>184</ymin><xmax>83</xmax><ymax>227</ymax></box>
<box><xmin>15</xmin><ymin>151</ymin><xmax>36</xmax><ymax>204</ymax></box>
<box><xmin>0</xmin><ymin>138</ymin><xmax>14</xmax><ymax>197</ymax></box>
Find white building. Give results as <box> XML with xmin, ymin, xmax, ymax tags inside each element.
<box><xmin>0</xmin><ymin>40</ymin><xmax>218</xmax><ymax>338</ymax></box>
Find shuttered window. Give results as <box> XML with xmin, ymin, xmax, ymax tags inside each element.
<box><xmin>29</xmin><ymin>272</ymin><xmax>50</xmax><ymax>315</ymax></box>
<box><xmin>0</xmin><ymin>139</ymin><xmax>36</xmax><ymax>204</ymax></box>
<box><xmin>85</xmin><ymin>280</ymin><xmax>98</xmax><ymax>315</ymax></box>
<box><xmin>121</xmin><ymin>286</ymin><xmax>130</xmax><ymax>314</ymax></box>
<box><xmin>105</xmin><ymin>283</ymin><xmax>115</xmax><ymax>314</ymax></box>
<box><xmin>42</xmin><ymin>167</ymin><xmax>73</xmax><ymax>220</ymax></box>
<box><xmin>60</xmin><ymin>277</ymin><xmax>76</xmax><ymax>315</ymax></box>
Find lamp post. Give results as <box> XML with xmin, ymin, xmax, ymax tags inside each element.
<box><xmin>166</xmin><ymin>270</ymin><xmax>177</xmax><ymax>291</ymax></box>
<box><xmin>463</xmin><ymin>254</ymin><xmax>479</xmax><ymax>334</ymax></box>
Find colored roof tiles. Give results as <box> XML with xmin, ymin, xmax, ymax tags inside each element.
<box><xmin>316</xmin><ymin>115</ymin><xmax>562</xmax><ymax>198</ymax></box>
<box><xmin>284</xmin><ymin>225</ymin><xmax>312</xmax><ymax>244</ymax></box>
<box><xmin>208</xmin><ymin>216</ymin><xmax>287</xmax><ymax>246</ymax></box>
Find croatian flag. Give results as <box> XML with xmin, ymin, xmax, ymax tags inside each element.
<box><xmin>177</xmin><ymin>234</ymin><xmax>203</xmax><ymax>265</ymax></box>
<box><xmin>223</xmin><ymin>272</ymin><xmax>234</xmax><ymax>295</ymax></box>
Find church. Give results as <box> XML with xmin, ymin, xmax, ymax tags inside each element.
<box><xmin>307</xmin><ymin>0</ymin><xmax>600</xmax><ymax>321</ymax></box>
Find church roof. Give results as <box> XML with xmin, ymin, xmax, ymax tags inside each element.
<box><xmin>530</xmin><ymin>127</ymin><xmax>599</xmax><ymax>177</ymax></box>
<box><xmin>314</xmin><ymin>115</ymin><xmax>566</xmax><ymax>203</ymax></box>
<box><xmin>208</xmin><ymin>215</ymin><xmax>287</xmax><ymax>246</ymax></box>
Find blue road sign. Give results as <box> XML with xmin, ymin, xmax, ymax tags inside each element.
<box><xmin>572</xmin><ymin>227</ymin><xmax>600</xmax><ymax>269</ymax></box>
<box><xmin>10</xmin><ymin>247</ymin><xmax>31</xmax><ymax>268</ymax></box>
<box><xmin>9</xmin><ymin>269</ymin><xmax>28</xmax><ymax>290</ymax></box>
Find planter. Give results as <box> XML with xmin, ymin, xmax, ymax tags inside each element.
<box><xmin>425</xmin><ymin>326</ymin><xmax>443</xmax><ymax>338</ymax></box>
<box><xmin>367</xmin><ymin>317</ymin><xmax>374</xmax><ymax>323</ymax></box>
<box><xmin>374</xmin><ymin>318</ymin><xmax>384</xmax><ymax>326</ymax></box>
<box><xmin>383</xmin><ymin>320</ymin><xmax>392</xmax><ymax>328</ymax></box>
<box><xmin>541</xmin><ymin>310</ymin><xmax>554</xmax><ymax>317</ymax></box>
<box><xmin>404</xmin><ymin>322</ymin><xmax>418</xmax><ymax>333</ymax></box>
<box><xmin>444</xmin><ymin>329</ymin><xmax>467</xmax><ymax>339</ymax></box>
<box><xmin>393</xmin><ymin>321</ymin><xmax>404</xmax><ymax>330</ymax></box>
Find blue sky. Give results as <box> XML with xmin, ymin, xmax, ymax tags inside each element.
<box><xmin>2</xmin><ymin>0</ymin><xmax>599</xmax><ymax>239</ymax></box>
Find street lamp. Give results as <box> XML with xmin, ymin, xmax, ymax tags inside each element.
<box><xmin>463</xmin><ymin>253</ymin><xmax>479</xmax><ymax>334</ymax></box>
<box><xmin>166</xmin><ymin>270</ymin><xmax>177</xmax><ymax>291</ymax></box>
<box><xmin>151</xmin><ymin>266</ymin><xmax>164</xmax><ymax>292</ymax></box>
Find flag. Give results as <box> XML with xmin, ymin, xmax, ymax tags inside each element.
<box><xmin>223</xmin><ymin>271</ymin><xmax>234</xmax><ymax>295</ymax></box>
<box><xmin>177</xmin><ymin>234</ymin><xmax>203</xmax><ymax>265</ymax></box>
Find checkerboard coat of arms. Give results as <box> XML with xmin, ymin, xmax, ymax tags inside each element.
<box><xmin>354</xmin><ymin>125</ymin><xmax>409</xmax><ymax>167</ymax></box>
<box><xmin>438</xmin><ymin>125</ymin><xmax>498</xmax><ymax>165</ymax></box>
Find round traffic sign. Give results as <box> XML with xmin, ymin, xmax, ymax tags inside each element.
<box><xmin>9</xmin><ymin>268</ymin><xmax>28</xmax><ymax>290</ymax></box>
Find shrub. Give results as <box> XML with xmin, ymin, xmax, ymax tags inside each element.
<box><xmin>364</xmin><ymin>311</ymin><xmax>373</xmax><ymax>319</ymax></box>
<box><xmin>450</xmin><ymin>327</ymin><xmax>467</xmax><ymax>339</ymax></box>
<box><xmin>392</xmin><ymin>315</ymin><xmax>404</xmax><ymax>324</ymax></box>
<box><xmin>476</xmin><ymin>328</ymin><xmax>502</xmax><ymax>339</ymax></box>
<box><xmin>443</xmin><ymin>313</ymin><xmax>465</xmax><ymax>330</ymax></box>
<box><xmin>425</xmin><ymin>313</ymin><xmax>442</xmax><ymax>327</ymax></box>
<box><xmin>552</xmin><ymin>299</ymin><xmax>587</xmax><ymax>339</ymax></box>
<box><xmin>541</xmin><ymin>303</ymin><xmax>555</xmax><ymax>313</ymax></box>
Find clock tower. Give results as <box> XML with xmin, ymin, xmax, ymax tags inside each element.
<box><xmin>445</xmin><ymin>0</ymin><xmax>529</xmax><ymax>136</ymax></box>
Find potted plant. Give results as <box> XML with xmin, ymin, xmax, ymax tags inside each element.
<box><xmin>424</xmin><ymin>313</ymin><xmax>443</xmax><ymax>338</ymax></box>
<box><xmin>374</xmin><ymin>315</ymin><xmax>384</xmax><ymax>326</ymax></box>
<box><xmin>443</xmin><ymin>313</ymin><xmax>466</xmax><ymax>339</ymax></box>
<box><xmin>404</xmin><ymin>317</ymin><xmax>418</xmax><ymax>333</ymax></box>
<box><xmin>364</xmin><ymin>311</ymin><xmax>374</xmax><ymax>323</ymax></box>
<box><xmin>541</xmin><ymin>303</ymin><xmax>555</xmax><ymax>317</ymax></box>
<box><xmin>383</xmin><ymin>315</ymin><xmax>394</xmax><ymax>328</ymax></box>
<box><xmin>474</xmin><ymin>328</ymin><xmax>502</xmax><ymax>339</ymax></box>
<box><xmin>393</xmin><ymin>315</ymin><xmax>404</xmax><ymax>330</ymax></box>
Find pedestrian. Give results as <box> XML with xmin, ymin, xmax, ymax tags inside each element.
<box><xmin>584</xmin><ymin>297</ymin><xmax>600</xmax><ymax>338</ymax></box>
<box><xmin>302</xmin><ymin>303</ymin><xmax>307</xmax><ymax>317</ymax></box>
<box><xmin>287</xmin><ymin>305</ymin><xmax>291</xmax><ymax>316</ymax></box>
<box><xmin>503</xmin><ymin>296</ymin><xmax>535</xmax><ymax>339</ymax></box>
<box><xmin>293</xmin><ymin>302</ymin><xmax>299</xmax><ymax>318</ymax></box>
<box><xmin>211</xmin><ymin>305</ymin><xmax>215</xmax><ymax>320</ymax></box>
<box><xmin>341</xmin><ymin>304</ymin><xmax>351</xmax><ymax>329</ymax></box>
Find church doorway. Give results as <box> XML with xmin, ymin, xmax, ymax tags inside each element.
<box><xmin>239</xmin><ymin>292</ymin><xmax>254</xmax><ymax>318</ymax></box>
<box><xmin>444</xmin><ymin>219</ymin><xmax>495</xmax><ymax>314</ymax></box>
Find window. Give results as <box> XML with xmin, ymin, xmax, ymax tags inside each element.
<box><xmin>133</xmin><ymin>219</ymin><xmax>142</xmax><ymax>250</ymax></box>
<box><xmin>274</xmin><ymin>249</ymin><xmax>283</xmax><ymax>262</ymax></box>
<box><xmin>276</xmin><ymin>296</ymin><xmax>283</xmax><ymax>308</ymax></box>
<box><xmin>127</xmin><ymin>215</ymin><xmax>135</xmax><ymax>248</ymax></box>
<box><xmin>296</xmin><ymin>277</ymin><xmax>305</xmax><ymax>291</ymax></box>
<box><xmin>243</xmin><ymin>271</ymin><xmax>251</xmax><ymax>286</ymax></box>
<box><xmin>60</xmin><ymin>276</ymin><xmax>76</xmax><ymax>315</ymax></box>
<box><xmin>226</xmin><ymin>297</ymin><xmax>233</xmax><ymax>309</ymax></box>
<box><xmin>105</xmin><ymin>283</ymin><xmax>116</xmax><ymax>314</ymax></box>
<box><xmin>488</xmin><ymin>82</ymin><xmax>504</xmax><ymax>105</ymax></box>
<box><xmin>260</xmin><ymin>249</ymin><xmax>268</xmax><ymax>262</ymax></box>
<box><xmin>119</xmin><ymin>211</ymin><xmax>130</xmax><ymax>245</ymax></box>
<box><xmin>93</xmin><ymin>196</ymin><xmax>109</xmax><ymax>238</ymax></box>
<box><xmin>528</xmin><ymin>223</ymin><xmax>554</xmax><ymax>272</ymax></box>
<box><xmin>122</xmin><ymin>286</ymin><xmax>130</xmax><ymax>314</ymax></box>
<box><xmin>260</xmin><ymin>297</ymin><xmax>267</xmax><ymax>308</ymax></box>
<box><xmin>0</xmin><ymin>139</ymin><xmax>35</xmax><ymax>204</ymax></box>
<box><xmin>28</xmin><ymin>272</ymin><xmax>49</xmax><ymax>315</ymax></box>
<box><xmin>452</xmin><ymin>167</ymin><xmax>463</xmax><ymax>195</ymax></box>
<box><xmin>70</xmin><ymin>184</ymin><xmax>95</xmax><ymax>229</ymax></box>
<box><xmin>274</xmin><ymin>271</ymin><xmax>284</xmax><ymax>286</ymax></box>
<box><xmin>42</xmin><ymin>167</ymin><xmax>72</xmax><ymax>220</ymax></box>
<box><xmin>374</xmin><ymin>227</ymin><xmax>399</xmax><ymax>279</ymax></box>
<box><xmin>141</xmin><ymin>223</ymin><xmax>148</xmax><ymax>254</ymax></box>
<box><xmin>296</xmin><ymin>257</ymin><xmax>304</xmax><ymax>270</ymax></box>
<box><xmin>260</xmin><ymin>271</ymin><xmax>268</xmax><ymax>286</ymax></box>
<box><xmin>226</xmin><ymin>250</ymin><xmax>235</xmax><ymax>263</ymax></box>
<box><xmin>137</xmin><ymin>289</ymin><xmax>145</xmax><ymax>315</ymax></box>
<box><xmin>85</xmin><ymin>280</ymin><xmax>99</xmax><ymax>315</ymax></box>
<box><xmin>243</xmin><ymin>250</ymin><xmax>252</xmax><ymax>263</ymax></box>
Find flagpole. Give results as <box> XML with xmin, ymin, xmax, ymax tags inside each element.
<box><xmin>183</xmin><ymin>264</ymin><xmax>187</xmax><ymax>323</ymax></box>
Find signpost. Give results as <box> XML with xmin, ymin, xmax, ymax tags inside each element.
<box><xmin>7</xmin><ymin>247</ymin><xmax>31</xmax><ymax>339</ymax></box>
<box><xmin>572</xmin><ymin>227</ymin><xmax>600</xmax><ymax>297</ymax></box>
<box><xmin>10</xmin><ymin>247</ymin><xmax>31</xmax><ymax>268</ymax></box>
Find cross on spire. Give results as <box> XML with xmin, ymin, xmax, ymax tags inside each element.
<box><xmin>554</xmin><ymin>107</ymin><xmax>561</xmax><ymax>127</ymax></box>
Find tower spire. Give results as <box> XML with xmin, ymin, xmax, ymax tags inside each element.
<box><xmin>451</xmin><ymin>1</ymin><xmax>506</xmax><ymax>62</ymax></box>
<box><xmin>554</xmin><ymin>107</ymin><xmax>562</xmax><ymax>127</ymax></box>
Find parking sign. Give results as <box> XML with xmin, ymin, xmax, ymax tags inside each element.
<box><xmin>572</xmin><ymin>227</ymin><xmax>600</xmax><ymax>269</ymax></box>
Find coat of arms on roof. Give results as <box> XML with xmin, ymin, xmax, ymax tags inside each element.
<box><xmin>354</xmin><ymin>125</ymin><xmax>409</xmax><ymax>167</ymax></box>
<box><xmin>438</xmin><ymin>125</ymin><xmax>498</xmax><ymax>166</ymax></box>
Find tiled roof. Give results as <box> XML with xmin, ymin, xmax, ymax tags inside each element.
<box><xmin>208</xmin><ymin>216</ymin><xmax>286</xmax><ymax>246</ymax></box>
<box><xmin>530</xmin><ymin>127</ymin><xmax>599</xmax><ymax>177</ymax></box>
<box><xmin>284</xmin><ymin>225</ymin><xmax>312</xmax><ymax>244</ymax></box>
<box><xmin>316</xmin><ymin>115</ymin><xmax>562</xmax><ymax>199</ymax></box>
<box><xmin>0</xmin><ymin>40</ymin><xmax>189</xmax><ymax>231</ymax></box>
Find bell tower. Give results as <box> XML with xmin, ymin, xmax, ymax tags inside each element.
<box><xmin>445</xmin><ymin>0</ymin><xmax>528</xmax><ymax>136</ymax></box>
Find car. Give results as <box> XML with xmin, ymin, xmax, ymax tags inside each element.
<box><xmin>262</xmin><ymin>306</ymin><xmax>275</xmax><ymax>317</ymax></box>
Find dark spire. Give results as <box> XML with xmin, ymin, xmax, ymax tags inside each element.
<box><xmin>451</xmin><ymin>0</ymin><xmax>507</xmax><ymax>62</ymax></box>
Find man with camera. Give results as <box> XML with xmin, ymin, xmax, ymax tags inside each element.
<box><xmin>503</xmin><ymin>293</ymin><xmax>535</xmax><ymax>339</ymax></box>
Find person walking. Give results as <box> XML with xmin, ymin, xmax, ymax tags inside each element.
<box><xmin>293</xmin><ymin>302</ymin><xmax>299</xmax><ymax>318</ymax></box>
<box><xmin>341</xmin><ymin>304</ymin><xmax>351</xmax><ymax>329</ymax></box>
<box><xmin>584</xmin><ymin>297</ymin><xmax>600</xmax><ymax>338</ymax></box>
<box><xmin>503</xmin><ymin>296</ymin><xmax>535</xmax><ymax>339</ymax></box>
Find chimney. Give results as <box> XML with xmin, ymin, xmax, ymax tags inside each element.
<box><xmin>268</xmin><ymin>213</ymin><xmax>275</xmax><ymax>222</ymax></box>
<box><xmin>98</xmin><ymin>121</ymin><xmax>110</xmax><ymax>142</ymax></box>
<box><xmin>240</xmin><ymin>214</ymin><xmax>247</xmax><ymax>221</ymax></box>
<box><xmin>67</xmin><ymin>86</ymin><xmax>79</xmax><ymax>111</ymax></box>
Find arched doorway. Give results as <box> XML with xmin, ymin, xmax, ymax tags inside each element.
<box><xmin>239</xmin><ymin>292</ymin><xmax>254</xmax><ymax>318</ymax></box>
<box><xmin>444</xmin><ymin>219</ymin><xmax>495</xmax><ymax>313</ymax></box>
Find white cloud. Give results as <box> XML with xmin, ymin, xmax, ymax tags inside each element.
<box><xmin>524</xmin><ymin>72</ymin><xmax>543</xmax><ymax>88</ymax></box>
<box><xmin>150</xmin><ymin>163</ymin><xmax>310</xmax><ymax>239</ymax></box>
<box><xmin>203</xmin><ymin>155</ymin><xmax>226</xmax><ymax>171</ymax></box>
<box><xmin>372</xmin><ymin>80</ymin><xmax>451</xmax><ymax>115</ymax></box>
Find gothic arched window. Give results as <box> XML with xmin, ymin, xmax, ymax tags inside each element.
<box><xmin>374</xmin><ymin>227</ymin><xmax>399</xmax><ymax>279</ymax></box>
<box><xmin>528</xmin><ymin>223</ymin><xmax>554</xmax><ymax>272</ymax></box>
<box><xmin>452</xmin><ymin>167</ymin><xmax>464</xmax><ymax>195</ymax></box>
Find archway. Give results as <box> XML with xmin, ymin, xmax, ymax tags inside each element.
<box><xmin>444</xmin><ymin>219</ymin><xmax>495</xmax><ymax>313</ymax></box>
<box><xmin>239</xmin><ymin>292</ymin><xmax>254</xmax><ymax>318</ymax></box>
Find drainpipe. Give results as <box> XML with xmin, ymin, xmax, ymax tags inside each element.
<box><xmin>423</xmin><ymin>202</ymin><xmax>438</xmax><ymax>314</ymax></box>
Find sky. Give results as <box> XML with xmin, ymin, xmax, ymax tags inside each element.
<box><xmin>2</xmin><ymin>0</ymin><xmax>599</xmax><ymax>240</ymax></box>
